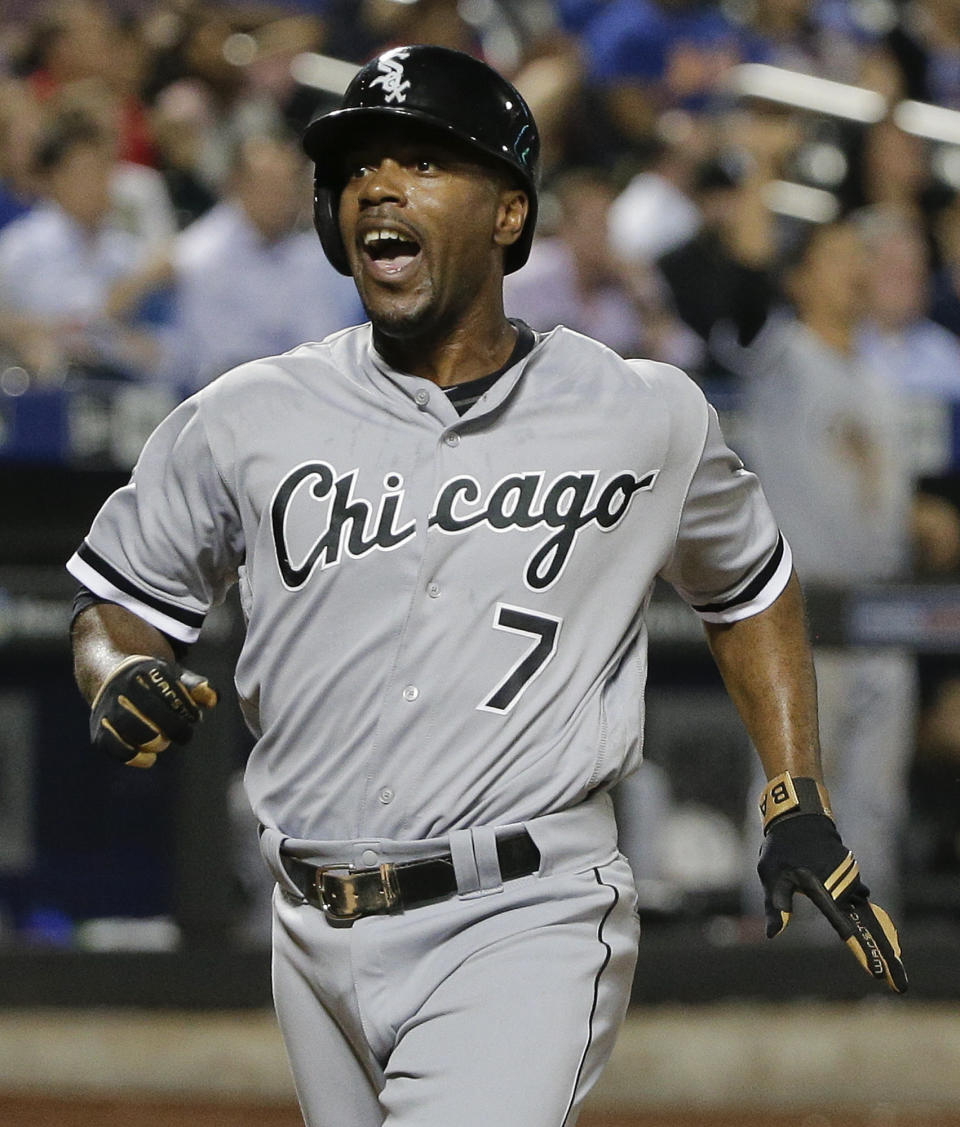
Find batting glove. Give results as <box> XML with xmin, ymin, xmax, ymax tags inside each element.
<box><xmin>90</xmin><ymin>655</ymin><xmax>218</xmax><ymax>769</ymax></box>
<box><xmin>757</xmin><ymin>772</ymin><xmax>908</xmax><ymax>994</ymax></box>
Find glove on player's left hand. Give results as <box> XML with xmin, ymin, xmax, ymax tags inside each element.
<box><xmin>90</xmin><ymin>655</ymin><xmax>218</xmax><ymax>769</ymax></box>
<box><xmin>757</xmin><ymin>774</ymin><xmax>907</xmax><ymax>994</ymax></box>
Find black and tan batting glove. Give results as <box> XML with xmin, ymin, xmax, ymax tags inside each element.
<box><xmin>757</xmin><ymin>772</ymin><xmax>907</xmax><ymax>994</ymax></box>
<box><xmin>90</xmin><ymin>655</ymin><xmax>218</xmax><ymax>769</ymax></box>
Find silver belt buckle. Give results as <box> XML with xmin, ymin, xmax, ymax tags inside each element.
<box><xmin>317</xmin><ymin>863</ymin><xmax>401</xmax><ymax>920</ymax></box>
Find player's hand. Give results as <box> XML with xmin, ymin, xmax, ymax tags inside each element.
<box><xmin>89</xmin><ymin>654</ymin><xmax>218</xmax><ymax>769</ymax></box>
<box><xmin>757</xmin><ymin>774</ymin><xmax>907</xmax><ymax>994</ymax></box>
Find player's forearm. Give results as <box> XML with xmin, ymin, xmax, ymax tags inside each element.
<box><xmin>72</xmin><ymin>602</ymin><xmax>176</xmax><ymax>704</ymax></box>
<box><xmin>703</xmin><ymin>571</ymin><xmax>823</xmax><ymax>781</ymax></box>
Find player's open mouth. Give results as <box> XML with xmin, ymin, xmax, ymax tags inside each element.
<box><xmin>361</xmin><ymin>227</ymin><xmax>423</xmax><ymax>280</ymax></box>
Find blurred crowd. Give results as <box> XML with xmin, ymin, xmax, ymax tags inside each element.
<box><xmin>3</xmin><ymin>0</ymin><xmax>960</xmax><ymax>920</ymax></box>
<box><xmin>4</xmin><ymin>0</ymin><xmax>960</xmax><ymax>395</ymax></box>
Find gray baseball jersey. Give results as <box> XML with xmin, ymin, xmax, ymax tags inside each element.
<box><xmin>69</xmin><ymin>321</ymin><xmax>789</xmax><ymax>842</ymax></box>
<box><xmin>69</xmin><ymin>320</ymin><xmax>790</xmax><ymax>1127</ymax></box>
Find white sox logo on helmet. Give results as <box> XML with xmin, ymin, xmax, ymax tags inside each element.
<box><xmin>271</xmin><ymin>462</ymin><xmax>658</xmax><ymax>593</ymax></box>
<box><xmin>368</xmin><ymin>50</ymin><xmax>411</xmax><ymax>103</ymax></box>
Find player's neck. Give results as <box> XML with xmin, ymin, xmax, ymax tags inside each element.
<box><xmin>373</xmin><ymin>309</ymin><xmax>519</xmax><ymax>388</ymax></box>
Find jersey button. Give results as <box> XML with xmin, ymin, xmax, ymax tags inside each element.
<box><xmin>427</xmin><ymin>582</ymin><xmax>441</xmax><ymax>598</ymax></box>
<box><xmin>402</xmin><ymin>684</ymin><xmax>419</xmax><ymax>702</ymax></box>
<box><xmin>360</xmin><ymin>849</ymin><xmax>379</xmax><ymax>867</ymax></box>
<box><xmin>443</xmin><ymin>431</ymin><xmax>460</xmax><ymax>447</ymax></box>
<box><xmin>379</xmin><ymin>788</ymin><xmax>395</xmax><ymax>805</ymax></box>
<box><xmin>414</xmin><ymin>389</ymin><xmax>430</xmax><ymax>407</ymax></box>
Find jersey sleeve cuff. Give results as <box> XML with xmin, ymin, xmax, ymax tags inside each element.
<box><xmin>67</xmin><ymin>543</ymin><xmax>206</xmax><ymax>645</ymax></box>
<box><xmin>691</xmin><ymin>533</ymin><xmax>793</xmax><ymax>624</ymax></box>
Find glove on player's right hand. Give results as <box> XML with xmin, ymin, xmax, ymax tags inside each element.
<box><xmin>758</xmin><ymin>784</ymin><xmax>907</xmax><ymax>994</ymax></box>
<box><xmin>90</xmin><ymin>655</ymin><xmax>218</xmax><ymax>769</ymax></box>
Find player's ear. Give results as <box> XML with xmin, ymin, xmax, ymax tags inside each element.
<box><xmin>494</xmin><ymin>188</ymin><xmax>528</xmax><ymax>250</ymax></box>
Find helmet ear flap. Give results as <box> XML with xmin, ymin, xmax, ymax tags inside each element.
<box><xmin>313</xmin><ymin>176</ymin><xmax>351</xmax><ymax>277</ymax></box>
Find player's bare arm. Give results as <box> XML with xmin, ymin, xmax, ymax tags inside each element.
<box><xmin>703</xmin><ymin>569</ymin><xmax>821</xmax><ymax>783</ymax></box>
<box><xmin>73</xmin><ymin>602</ymin><xmax>175</xmax><ymax>701</ymax></box>
<box><xmin>704</xmin><ymin>571</ymin><xmax>907</xmax><ymax>992</ymax></box>
<box><xmin>72</xmin><ymin>602</ymin><xmax>217</xmax><ymax>769</ymax></box>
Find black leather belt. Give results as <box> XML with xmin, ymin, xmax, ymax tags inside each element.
<box><xmin>281</xmin><ymin>829</ymin><xmax>540</xmax><ymax>921</ymax></box>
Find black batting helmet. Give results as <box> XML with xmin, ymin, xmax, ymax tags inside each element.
<box><xmin>302</xmin><ymin>44</ymin><xmax>540</xmax><ymax>275</ymax></box>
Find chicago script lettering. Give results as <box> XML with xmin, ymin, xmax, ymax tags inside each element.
<box><xmin>271</xmin><ymin>462</ymin><xmax>416</xmax><ymax>588</ymax></box>
<box><xmin>431</xmin><ymin>469</ymin><xmax>657</xmax><ymax>588</ymax></box>
<box><xmin>272</xmin><ymin>462</ymin><xmax>657</xmax><ymax>591</ymax></box>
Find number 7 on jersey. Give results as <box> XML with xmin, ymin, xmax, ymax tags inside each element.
<box><xmin>478</xmin><ymin>603</ymin><xmax>562</xmax><ymax>714</ymax></box>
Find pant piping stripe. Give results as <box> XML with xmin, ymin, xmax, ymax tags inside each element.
<box><xmin>560</xmin><ymin>867</ymin><xmax>618</xmax><ymax>1127</ymax></box>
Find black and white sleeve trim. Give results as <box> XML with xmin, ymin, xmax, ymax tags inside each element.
<box><xmin>692</xmin><ymin>532</ymin><xmax>793</xmax><ymax>624</ymax></box>
<box><xmin>66</xmin><ymin>542</ymin><xmax>206</xmax><ymax>644</ymax></box>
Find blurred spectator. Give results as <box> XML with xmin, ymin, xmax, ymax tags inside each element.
<box><xmin>850</xmin><ymin>117</ymin><xmax>940</xmax><ymax>221</ymax></box>
<box><xmin>109</xmin><ymin>134</ymin><xmax>362</xmax><ymax>390</ymax></box>
<box><xmin>737</xmin><ymin>218</ymin><xmax>960</xmax><ymax>914</ymax></box>
<box><xmin>0</xmin><ymin>110</ymin><xmax>163</xmax><ymax>384</ymax></box>
<box><xmin>731</xmin><ymin>0</ymin><xmax>885</xmax><ymax>84</ymax></box>
<box><xmin>504</xmin><ymin>166</ymin><xmax>698</xmax><ymax>365</ymax></box>
<box><xmin>102</xmin><ymin>9</ymin><xmax>161</xmax><ymax>167</ymax></box>
<box><xmin>16</xmin><ymin>0</ymin><xmax>114</xmax><ymax>97</ymax></box>
<box><xmin>856</xmin><ymin>207</ymin><xmax>960</xmax><ymax>585</ymax></box>
<box><xmin>858</xmin><ymin>205</ymin><xmax>960</xmax><ymax>403</ymax></box>
<box><xmin>140</xmin><ymin>4</ymin><xmax>292</xmax><ymax>190</ymax></box>
<box><xmin>511</xmin><ymin>36</ymin><xmax>587</xmax><ymax>179</ymax></box>
<box><xmin>10</xmin><ymin>0</ymin><xmax>179</xmax><ymax>246</ymax></box>
<box><xmin>571</xmin><ymin>0</ymin><xmax>743</xmax><ymax>148</ymax></box>
<box><xmin>362</xmin><ymin>0</ymin><xmax>480</xmax><ymax>56</ymax></box>
<box><xmin>882</xmin><ymin>0</ymin><xmax>960</xmax><ymax>109</ymax></box>
<box><xmin>50</xmin><ymin>80</ymin><xmax>178</xmax><ymax>250</ymax></box>
<box><xmin>931</xmin><ymin>191</ymin><xmax>960</xmax><ymax>336</ymax></box>
<box><xmin>0</xmin><ymin>78</ymin><xmax>44</xmax><ymax>229</ymax></box>
<box><xmin>741</xmin><ymin>219</ymin><xmax>913</xmax><ymax>594</ymax></box>
<box><xmin>301</xmin><ymin>0</ymin><xmax>380</xmax><ymax>63</ymax></box>
<box><xmin>15</xmin><ymin>0</ymin><xmax>158</xmax><ymax>167</ymax></box>
<box><xmin>607</xmin><ymin>126</ymin><xmax>710</xmax><ymax>263</ymax></box>
<box><xmin>236</xmin><ymin>12</ymin><xmax>327</xmax><ymax>131</ymax></box>
<box><xmin>148</xmin><ymin>80</ymin><xmax>220</xmax><ymax>230</ymax></box>
<box><xmin>655</xmin><ymin>108</ymin><xmax>799</xmax><ymax>382</ymax></box>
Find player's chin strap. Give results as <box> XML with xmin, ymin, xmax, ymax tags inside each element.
<box><xmin>757</xmin><ymin>771</ymin><xmax>908</xmax><ymax>994</ymax></box>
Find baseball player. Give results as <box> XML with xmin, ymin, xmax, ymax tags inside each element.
<box><xmin>68</xmin><ymin>45</ymin><xmax>907</xmax><ymax>1127</ymax></box>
